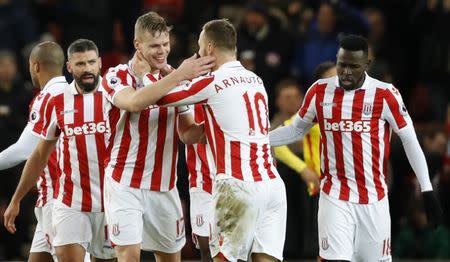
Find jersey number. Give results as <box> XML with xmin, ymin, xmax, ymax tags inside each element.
<box><xmin>243</xmin><ymin>92</ymin><xmax>269</xmax><ymax>136</ymax></box>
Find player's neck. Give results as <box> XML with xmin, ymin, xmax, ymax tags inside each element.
<box><xmin>213</xmin><ymin>52</ymin><xmax>236</xmax><ymax>71</ymax></box>
<box><xmin>39</xmin><ymin>72</ymin><xmax>62</xmax><ymax>90</ymax></box>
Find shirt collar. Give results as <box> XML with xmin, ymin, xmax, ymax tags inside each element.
<box><xmin>42</xmin><ymin>76</ymin><xmax>67</xmax><ymax>92</ymax></box>
<box><xmin>217</xmin><ymin>61</ymin><xmax>243</xmax><ymax>70</ymax></box>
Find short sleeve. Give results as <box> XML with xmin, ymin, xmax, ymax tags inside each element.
<box><xmin>297</xmin><ymin>82</ymin><xmax>318</xmax><ymax>123</ymax></box>
<box><xmin>41</xmin><ymin>96</ymin><xmax>61</xmax><ymax>140</ymax></box>
<box><xmin>102</xmin><ymin>67</ymin><xmax>133</xmax><ymax>104</ymax></box>
<box><xmin>28</xmin><ymin>93</ymin><xmax>52</xmax><ymax>137</ymax></box>
<box><xmin>382</xmin><ymin>85</ymin><xmax>412</xmax><ymax>133</ymax></box>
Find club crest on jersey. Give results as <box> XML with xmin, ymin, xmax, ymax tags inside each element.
<box><xmin>112</xmin><ymin>223</ymin><xmax>120</xmax><ymax>236</ymax></box>
<box><xmin>29</xmin><ymin>109</ymin><xmax>40</xmax><ymax>123</ymax></box>
<box><xmin>108</xmin><ymin>76</ymin><xmax>121</xmax><ymax>87</ymax></box>
<box><xmin>321</xmin><ymin>237</ymin><xmax>329</xmax><ymax>250</ymax></box>
<box><xmin>363</xmin><ymin>103</ymin><xmax>373</xmax><ymax>115</ymax></box>
<box><xmin>196</xmin><ymin>214</ymin><xmax>204</xmax><ymax>227</ymax></box>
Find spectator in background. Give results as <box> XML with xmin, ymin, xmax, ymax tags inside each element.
<box><xmin>237</xmin><ymin>1</ymin><xmax>293</xmax><ymax>116</ymax></box>
<box><xmin>0</xmin><ymin>0</ymin><xmax>38</xmax><ymax>65</ymax></box>
<box><xmin>0</xmin><ymin>50</ymin><xmax>34</xmax><ymax>261</ymax></box>
<box><xmin>291</xmin><ymin>2</ymin><xmax>339</xmax><ymax>87</ymax></box>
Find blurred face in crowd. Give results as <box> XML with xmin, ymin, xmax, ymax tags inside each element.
<box><xmin>322</xmin><ymin>66</ymin><xmax>337</xmax><ymax>78</ymax></box>
<box><xmin>276</xmin><ymin>85</ymin><xmax>303</xmax><ymax>116</ymax></box>
<box><xmin>0</xmin><ymin>55</ymin><xmax>17</xmax><ymax>83</ymax></box>
<box><xmin>244</xmin><ymin>10</ymin><xmax>266</xmax><ymax>34</ymax></box>
<box><xmin>135</xmin><ymin>30</ymin><xmax>170</xmax><ymax>71</ymax></box>
<box><xmin>317</xmin><ymin>3</ymin><xmax>336</xmax><ymax>34</ymax></box>
<box><xmin>336</xmin><ymin>48</ymin><xmax>369</xmax><ymax>90</ymax></box>
<box><xmin>67</xmin><ymin>50</ymin><xmax>101</xmax><ymax>93</ymax></box>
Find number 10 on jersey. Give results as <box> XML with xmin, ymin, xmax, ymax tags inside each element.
<box><xmin>243</xmin><ymin>91</ymin><xmax>269</xmax><ymax>136</ymax></box>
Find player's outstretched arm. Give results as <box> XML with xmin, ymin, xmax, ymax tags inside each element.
<box><xmin>178</xmin><ymin>112</ymin><xmax>205</xmax><ymax>145</ymax></box>
<box><xmin>3</xmin><ymin>138</ymin><xmax>57</xmax><ymax>234</ymax></box>
<box><xmin>397</xmin><ymin>126</ymin><xmax>443</xmax><ymax>227</ymax></box>
<box><xmin>113</xmin><ymin>54</ymin><xmax>215</xmax><ymax>112</ymax></box>
<box><xmin>0</xmin><ymin>126</ymin><xmax>39</xmax><ymax>170</ymax></box>
<box><xmin>269</xmin><ymin>115</ymin><xmax>314</xmax><ymax>147</ymax></box>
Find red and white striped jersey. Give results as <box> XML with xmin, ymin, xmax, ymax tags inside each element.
<box><xmin>185</xmin><ymin>104</ymin><xmax>215</xmax><ymax>194</ymax></box>
<box><xmin>158</xmin><ymin>61</ymin><xmax>279</xmax><ymax>182</ymax></box>
<box><xmin>28</xmin><ymin>76</ymin><xmax>67</xmax><ymax>207</ymax></box>
<box><xmin>102</xmin><ymin>63</ymin><xmax>180</xmax><ymax>191</ymax></box>
<box><xmin>298</xmin><ymin>73</ymin><xmax>412</xmax><ymax>204</ymax></box>
<box><xmin>42</xmin><ymin>80</ymin><xmax>111</xmax><ymax>212</ymax></box>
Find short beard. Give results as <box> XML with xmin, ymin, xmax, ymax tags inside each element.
<box><xmin>75</xmin><ymin>74</ymin><xmax>99</xmax><ymax>93</ymax></box>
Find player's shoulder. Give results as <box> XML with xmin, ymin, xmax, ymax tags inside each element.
<box><xmin>104</xmin><ymin>63</ymin><xmax>131</xmax><ymax>79</ymax></box>
<box><xmin>42</xmin><ymin>76</ymin><xmax>68</xmax><ymax>96</ymax></box>
<box><xmin>366</xmin><ymin>74</ymin><xmax>396</xmax><ymax>91</ymax></box>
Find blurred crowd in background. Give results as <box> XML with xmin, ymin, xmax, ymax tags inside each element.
<box><xmin>0</xmin><ymin>0</ymin><xmax>449</xmax><ymax>260</ymax></box>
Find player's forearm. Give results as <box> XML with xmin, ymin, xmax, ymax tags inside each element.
<box><xmin>130</xmin><ymin>70</ymin><xmax>185</xmax><ymax>112</ymax></box>
<box><xmin>398</xmin><ymin>126</ymin><xmax>433</xmax><ymax>192</ymax></box>
<box><xmin>270</xmin><ymin>115</ymin><xmax>313</xmax><ymax>147</ymax></box>
<box><xmin>0</xmin><ymin>127</ymin><xmax>39</xmax><ymax>170</ymax></box>
<box><xmin>179</xmin><ymin>123</ymin><xmax>205</xmax><ymax>145</ymax></box>
<box><xmin>10</xmin><ymin>141</ymin><xmax>54</xmax><ymax>204</ymax></box>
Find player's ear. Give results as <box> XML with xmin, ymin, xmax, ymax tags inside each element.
<box><xmin>207</xmin><ymin>42</ymin><xmax>214</xmax><ymax>56</ymax></box>
<box><xmin>134</xmin><ymin>39</ymin><xmax>140</xmax><ymax>52</ymax></box>
<box><xmin>66</xmin><ymin>61</ymin><xmax>72</xmax><ymax>74</ymax></box>
<box><xmin>34</xmin><ymin>61</ymin><xmax>40</xmax><ymax>74</ymax></box>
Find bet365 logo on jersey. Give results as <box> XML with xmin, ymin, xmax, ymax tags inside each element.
<box><xmin>64</xmin><ymin>121</ymin><xmax>109</xmax><ymax>136</ymax></box>
<box><xmin>324</xmin><ymin>119</ymin><xmax>370</xmax><ymax>132</ymax></box>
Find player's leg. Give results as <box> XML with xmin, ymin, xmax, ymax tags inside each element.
<box><xmin>52</xmin><ymin>204</ymin><xmax>93</xmax><ymax>262</ymax></box>
<box><xmin>28</xmin><ymin>252</ymin><xmax>53</xmax><ymax>262</ymax></box>
<box><xmin>317</xmin><ymin>193</ymin><xmax>355</xmax><ymax>261</ymax></box>
<box><xmin>190</xmin><ymin>190</ymin><xmax>213</xmax><ymax>262</ymax></box>
<box><xmin>142</xmin><ymin>188</ymin><xmax>185</xmax><ymax>262</ymax></box>
<box><xmin>251</xmin><ymin>178</ymin><xmax>287</xmax><ymax>262</ymax></box>
<box><xmin>29</xmin><ymin>205</ymin><xmax>55</xmax><ymax>262</ymax></box>
<box><xmin>55</xmin><ymin>244</ymin><xmax>86</xmax><ymax>262</ymax></box>
<box><xmin>210</xmin><ymin>178</ymin><xmax>259</xmax><ymax>262</ymax></box>
<box><xmin>87</xmin><ymin>213</ymin><xmax>116</xmax><ymax>262</ymax></box>
<box><xmin>353</xmin><ymin>196</ymin><xmax>391</xmax><ymax>262</ymax></box>
<box><xmin>103</xmin><ymin>176</ymin><xmax>144</xmax><ymax>262</ymax></box>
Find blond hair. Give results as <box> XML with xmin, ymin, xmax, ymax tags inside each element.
<box><xmin>135</xmin><ymin>11</ymin><xmax>172</xmax><ymax>39</ymax></box>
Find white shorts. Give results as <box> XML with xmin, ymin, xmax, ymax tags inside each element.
<box><xmin>318</xmin><ymin>192</ymin><xmax>391</xmax><ymax>261</ymax></box>
<box><xmin>210</xmin><ymin>176</ymin><xmax>287</xmax><ymax>262</ymax></box>
<box><xmin>190</xmin><ymin>189</ymin><xmax>213</xmax><ymax>247</ymax></box>
<box><xmin>30</xmin><ymin>202</ymin><xmax>54</xmax><ymax>255</ymax></box>
<box><xmin>104</xmin><ymin>176</ymin><xmax>186</xmax><ymax>253</ymax></box>
<box><xmin>52</xmin><ymin>202</ymin><xmax>116</xmax><ymax>259</ymax></box>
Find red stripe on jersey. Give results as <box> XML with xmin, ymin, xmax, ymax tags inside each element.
<box><xmin>112</xmin><ymin>113</ymin><xmax>132</xmax><ymax>182</ymax></box>
<box><xmin>94</xmin><ymin>92</ymin><xmax>106</xmax><ymax>210</ymax></box>
<box><xmin>73</xmin><ymin>95</ymin><xmax>92</xmax><ymax>212</ymax></box>
<box><xmin>157</xmin><ymin>77</ymin><xmax>214</xmax><ymax>105</ymax></box>
<box><xmin>207</xmin><ymin>107</ymin><xmax>225</xmax><ymax>174</ymax></box>
<box><xmin>371</xmin><ymin>88</ymin><xmax>384</xmax><ymax>200</ymax></box>
<box><xmin>382</xmin><ymin>123</ymin><xmax>390</xmax><ymax>199</ymax></box>
<box><xmin>243</xmin><ymin>92</ymin><xmax>255</xmax><ymax>132</ymax></box>
<box><xmin>194</xmin><ymin>104</ymin><xmax>205</xmax><ymax>124</ymax></box>
<box><xmin>32</xmin><ymin>93</ymin><xmax>50</xmax><ymax>133</ymax></box>
<box><xmin>130</xmin><ymin>108</ymin><xmax>150</xmax><ymax>188</ymax></box>
<box><xmin>383</xmin><ymin>89</ymin><xmax>407</xmax><ymax>129</ymax></box>
<box><xmin>101</xmin><ymin>77</ymin><xmax>115</xmax><ymax>97</ymax></box>
<box><xmin>230</xmin><ymin>141</ymin><xmax>243</xmax><ymax>180</ymax></box>
<box><xmin>203</xmin><ymin>106</ymin><xmax>217</xmax><ymax>166</ymax></box>
<box><xmin>39</xmin><ymin>173</ymin><xmax>47</xmax><ymax>205</ymax></box>
<box><xmin>150</xmin><ymin>107</ymin><xmax>168</xmax><ymax>191</ymax></box>
<box><xmin>49</xmin><ymin>150</ymin><xmax>59</xmax><ymax>199</ymax></box>
<box><xmin>331</xmin><ymin>88</ymin><xmax>349</xmax><ymax>201</ymax></box>
<box><xmin>197</xmin><ymin>144</ymin><xmax>212</xmax><ymax>193</ymax></box>
<box><xmin>104</xmin><ymin>107</ymin><xmax>120</xmax><ymax>166</ymax></box>
<box><xmin>255</xmin><ymin>92</ymin><xmax>269</xmax><ymax>135</ymax></box>
<box><xmin>299</xmin><ymin>83</ymin><xmax>318</xmax><ymax>118</ymax></box>
<box><xmin>169</xmin><ymin>114</ymin><xmax>178</xmax><ymax>190</ymax></box>
<box><xmin>351</xmin><ymin>90</ymin><xmax>368</xmax><ymax>204</ymax></box>
<box><xmin>187</xmin><ymin>145</ymin><xmax>198</xmax><ymax>188</ymax></box>
<box><xmin>53</xmin><ymin>95</ymin><xmax>73</xmax><ymax>207</ymax></box>
<box><xmin>315</xmin><ymin>86</ymin><xmax>332</xmax><ymax>194</ymax></box>
<box><xmin>249</xmin><ymin>143</ymin><xmax>262</xmax><ymax>181</ymax></box>
<box><xmin>262</xmin><ymin>144</ymin><xmax>276</xmax><ymax>179</ymax></box>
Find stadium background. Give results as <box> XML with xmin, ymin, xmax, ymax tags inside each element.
<box><xmin>0</xmin><ymin>0</ymin><xmax>449</xmax><ymax>260</ymax></box>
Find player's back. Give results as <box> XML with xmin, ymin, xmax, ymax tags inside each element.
<box><xmin>204</xmin><ymin>61</ymin><xmax>277</xmax><ymax>182</ymax></box>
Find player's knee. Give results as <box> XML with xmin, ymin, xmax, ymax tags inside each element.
<box><xmin>114</xmin><ymin>245</ymin><xmax>140</xmax><ymax>262</ymax></box>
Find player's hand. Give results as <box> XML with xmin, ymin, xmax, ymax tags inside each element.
<box><xmin>422</xmin><ymin>190</ymin><xmax>443</xmax><ymax>229</ymax></box>
<box><xmin>160</xmin><ymin>64</ymin><xmax>174</xmax><ymax>77</ymax></box>
<box><xmin>177</xmin><ymin>54</ymin><xmax>215</xmax><ymax>80</ymax></box>
<box><xmin>299</xmin><ymin>167</ymin><xmax>320</xmax><ymax>196</ymax></box>
<box><xmin>132</xmin><ymin>51</ymin><xmax>151</xmax><ymax>78</ymax></box>
<box><xmin>3</xmin><ymin>201</ymin><xmax>20</xmax><ymax>234</ymax></box>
